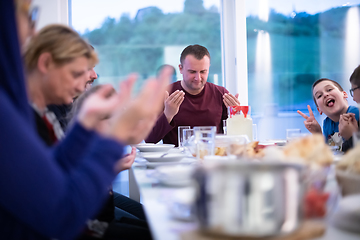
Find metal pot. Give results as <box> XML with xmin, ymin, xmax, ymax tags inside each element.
<box><xmin>192</xmin><ymin>160</ymin><xmax>305</xmax><ymax>237</ymax></box>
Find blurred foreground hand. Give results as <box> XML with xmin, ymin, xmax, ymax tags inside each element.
<box><xmin>78</xmin><ymin>66</ymin><xmax>172</xmax><ymax>145</ymax></box>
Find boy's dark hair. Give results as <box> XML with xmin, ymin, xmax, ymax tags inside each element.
<box><xmin>180</xmin><ymin>44</ymin><xmax>210</xmax><ymax>65</ymax></box>
<box><xmin>312</xmin><ymin>78</ymin><xmax>344</xmax><ymax>106</ymax></box>
<box><xmin>350</xmin><ymin>65</ymin><xmax>360</xmax><ymax>86</ymax></box>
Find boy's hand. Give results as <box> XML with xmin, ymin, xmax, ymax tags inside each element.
<box><xmin>297</xmin><ymin>105</ymin><xmax>322</xmax><ymax>134</ymax></box>
<box><xmin>339</xmin><ymin>113</ymin><xmax>358</xmax><ymax>140</ymax></box>
<box><xmin>340</xmin><ymin>113</ymin><xmax>356</xmax><ymax>122</ymax></box>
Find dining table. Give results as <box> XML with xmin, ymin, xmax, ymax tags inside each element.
<box><xmin>128</xmin><ymin>154</ymin><xmax>360</xmax><ymax>240</ymax></box>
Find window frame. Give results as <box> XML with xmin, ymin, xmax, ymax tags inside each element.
<box><xmin>220</xmin><ymin>0</ymin><xmax>248</xmax><ymax>105</ymax></box>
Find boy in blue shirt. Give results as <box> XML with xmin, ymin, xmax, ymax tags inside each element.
<box><xmin>297</xmin><ymin>78</ymin><xmax>359</xmax><ymax>151</ymax></box>
<box><xmin>339</xmin><ymin>65</ymin><xmax>360</xmax><ymax>151</ymax></box>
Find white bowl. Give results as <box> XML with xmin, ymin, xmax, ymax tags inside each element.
<box><xmin>141</xmin><ymin>152</ymin><xmax>186</xmax><ymax>162</ymax></box>
<box><xmin>336</xmin><ymin>169</ymin><xmax>360</xmax><ymax>196</ymax></box>
<box><xmin>135</xmin><ymin>143</ymin><xmax>175</xmax><ymax>152</ymax></box>
<box><xmin>155</xmin><ymin>165</ymin><xmax>195</xmax><ymax>186</ymax></box>
<box><xmin>145</xmin><ymin>158</ymin><xmax>197</xmax><ymax>169</ymax></box>
<box><xmin>331</xmin><ymin>194</ymin><xmax>360</xmax><ymax>233</ymax></box>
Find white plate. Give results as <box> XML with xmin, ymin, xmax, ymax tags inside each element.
<box><xmin>263</xmin><ymin>139</ymin><xmax>287</xmax><ymax>146</ymax></box>
<box><xmin>135</xmin><ymin>143</ymin><xmax>175</xmax><ymax>152</ymax></box>
<box><xmin>146</xmin><ymin>158</ymin><xmax>197</xmax><ymax>169</ymax></box>
<box><xmin>155</xmin><ymin>165</ymin><xmax>195</xmax><ymax>187</ymax></box>
<box><xmin>166</xmin><ymin>187</ymin><xmax>196</xmax><ymax>221</ymax></box>
<box><xmin>141</xmin><ymin>152</ymin><xmax>187</xmax><ymax>162</ymax></box>
<box><xmin>331</xmin><ymin>194</ymin><xmax>360</xmax><ymax>233</ymax></box>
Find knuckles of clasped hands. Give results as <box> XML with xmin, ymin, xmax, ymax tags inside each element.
<box><xmin>339</xmin><ymin>113</ymin><xmax>358</xmax><ymax>140</ymax></box>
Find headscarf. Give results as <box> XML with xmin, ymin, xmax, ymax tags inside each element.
<box><xmin>0</xmin><ymin>0</ymin><xmax>31</xmax><ymax>119</ymax></box>
<box><xmin>0</xmin><ymin>3</ymin><xmax>123</xmax><ymax>239</ymax></box>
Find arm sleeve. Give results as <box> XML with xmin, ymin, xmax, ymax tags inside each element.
<box><xmin>222</xmin><ymin>88</ymin><xmax>229</xmax><ymax>122</ymax></box>
<box><xmin>322</xmin><ymin>119</ymin><xmax>329</xmax><ymax>142</ymax></box>
<box><xmin>0</xmin><ymin>93</ymin><xmax>124</xmax><ymax>240</ymax></box>
<box><xmin>52</xmin><ymin>121</ymin><xmax>97</xmax><ymax>171</ymax></box>
<box><xmin>220</xmin><ymin>87</ymin><xmax>230</xmax><ymax>133</ymax></box>
<box><xmin>342</xmin><ymin>137</ymin><xmax>353</xmax><ymax>152</ymax></box>
<box><xmin>145</xmin><ymin>113</ymin><xmax>175</xmax><ymax>143</ymax></box>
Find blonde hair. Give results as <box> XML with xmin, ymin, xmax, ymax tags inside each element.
<box><xmin>24</xmin><ymin>24</ymin><xmax>98</xmax><ymax>72</ymax></box>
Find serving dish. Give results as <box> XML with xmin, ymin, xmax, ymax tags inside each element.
<box><xmin>192</xmin><ymin>161</ymin><xmax>305</xmax><ymax>237</ymax></box>
<box><xmin>331</xmin><ymin>194</ymin><xmax>360</xmax><ymax>233</ymax></box>
<box><xmin>336</xmin><ymin>169</ymin><xmax>360</xmax><ymax>196</ymax></box>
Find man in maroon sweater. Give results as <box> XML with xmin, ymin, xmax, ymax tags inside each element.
<box><xmin>146</xmin><ymin>44</ymin><xmax>240</xmax><ymax>146</ymax></box>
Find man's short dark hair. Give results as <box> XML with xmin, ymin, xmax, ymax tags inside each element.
<box><xmin>312</xmin><ymin>78</ymin><xmax>344</xmax><ymax>106</ymax></box>
<box><xmin>350</xmin><ymin>65</ymin><xmax>360</xmax><ymax>87</ymax></box>
<box><xmin>180</xmin><ymin>44</ymin><xmax>210</xmax><ymax>65</ymax></box>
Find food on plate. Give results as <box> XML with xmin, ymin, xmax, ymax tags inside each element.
<box><xmin>245</xmin><ymin>141</ymin><xmax>265</xmax><ymax>158</ymax></box>
<box><xmin>215</xmin><ymin>146</ymin><xmax>226</xmax><ymax>156</ymax></box>
<box><xmin>230</xmin><ymin>141</ymin><xmax>265</xmax><ymax>158</ymax></box>
<box><xmin>282</xmin><ymin>134</ymin><xmax>333</xmax><ymax>168</ymax></box>
<box><xmin>335</xmin><ymin>145</ymin><xmax>360</xmax><ymax>196</ymax></box>
<box><xmin>304</xmin><ymin>187</ymin><xmax>330</xmax><ymax>218</ymax></box>
<box><xmin>336</xmin><ymin>145</ymin><xmax>360</xmax><ymax>174</ymax></box>
<box><xmin>214</xmin><ymin>135</ymin><xmax>250</xmax><ymax>157</ymax></box>
<box><xmin>228</xmin><ymin>134</ymin><xmax>332</xmax><ymax>169</ymax></box>
<box><xmin>198</xmin><ymin>149</ymin><xmax>208</xmax><ymax>160</ymax></box>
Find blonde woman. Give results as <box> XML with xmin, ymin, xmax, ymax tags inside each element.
<box><xmin>24</xmin><ymin>24</ymin><xmax>97</xmax><ymax>145</ymax></box>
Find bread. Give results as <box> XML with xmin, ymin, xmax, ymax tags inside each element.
<box><xmin>215</xmin><ymin>147</ymin><xmax>227</xmax><ymax>156</ymax></box>
<box><xmin>229</xmin><ymin>141</ymin><xmax>265</xmax><ymax>158</ymax></box>
<box><xmin>283</xmin><ymin>134</ymin><xmax>333</xmax><ymax>168</ymax></box>
<box><xmin>337</xmin><ymin>145</ymin><xmax>360</xmax><ymax>174</ymax></box>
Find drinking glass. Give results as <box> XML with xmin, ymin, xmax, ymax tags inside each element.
<box><xmin>223</xmin><ymin>119</ymin><xmax>227</xmax><ymax>135</ymax></box>
<box><xmin>178</xmin><ymin>126</ymin><xmax>190</xmax><ymax>149</ymax></box>
<box><xmin>252</xmin><ymin>123</ymin><xmax>258</xmax><ymax>141</ymax></box>
<box><xmin>183</xmin><ymin>129</ymin><xmax>195</xmax><ymax>144</ymax></box>
<box><xmin>286</xmin><ymin>129</ymin><xmax>301</xmax><ymax>142</ymax></box>
<box><xmin>194</xmin><ymin>126</ymin><xmax>216</xmax><ymax>160</ymax></box>
<box><xmin>183</xmin><ymin>129</ymin><xmax>195</xmax><ymax>155</ymax></box>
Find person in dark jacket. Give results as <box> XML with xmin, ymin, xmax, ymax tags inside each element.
<box><xmin>0</xmin><ymin>1</ymin><xmax>171</xmax><ymax>239</ymax></box>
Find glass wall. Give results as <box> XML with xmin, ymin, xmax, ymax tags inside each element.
<box><xmin>71</xmin><ymin>0</ymin><xmax>222</xmax><ymax>92</ymax></box>
<box><xmin>71</xmin><ymin>0</ymin><xmax>222</xmax><ymax>195</ymax></box>
<box><xmin>245</xmin><ymin>0</ymin><xmax>360</xmax><ymax>140</ymax></box>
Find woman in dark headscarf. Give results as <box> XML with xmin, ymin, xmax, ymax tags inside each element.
<box><xmin>0</xmin><ymin>2</ymin><xmax>125</xmax><ymax>240</ymax></box>
<box><xmin>0</xmin><ymin>1</ymin><xmax>171</xmax><ymax>239</ymax></box>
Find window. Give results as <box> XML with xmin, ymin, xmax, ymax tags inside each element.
<box><xmin>71</xmin><ymin>0</ymin><xmax>222</xmax><ymax>195</ymax></box>
<box><xmin>71</xmin><ymin>0</ymin><xmax>222</xmax><ymax>91</ymax></box>
<box><xmin>245</xmin><ymin>0</ymin><xmax>360</xmax><ymax>140</ymax></box>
